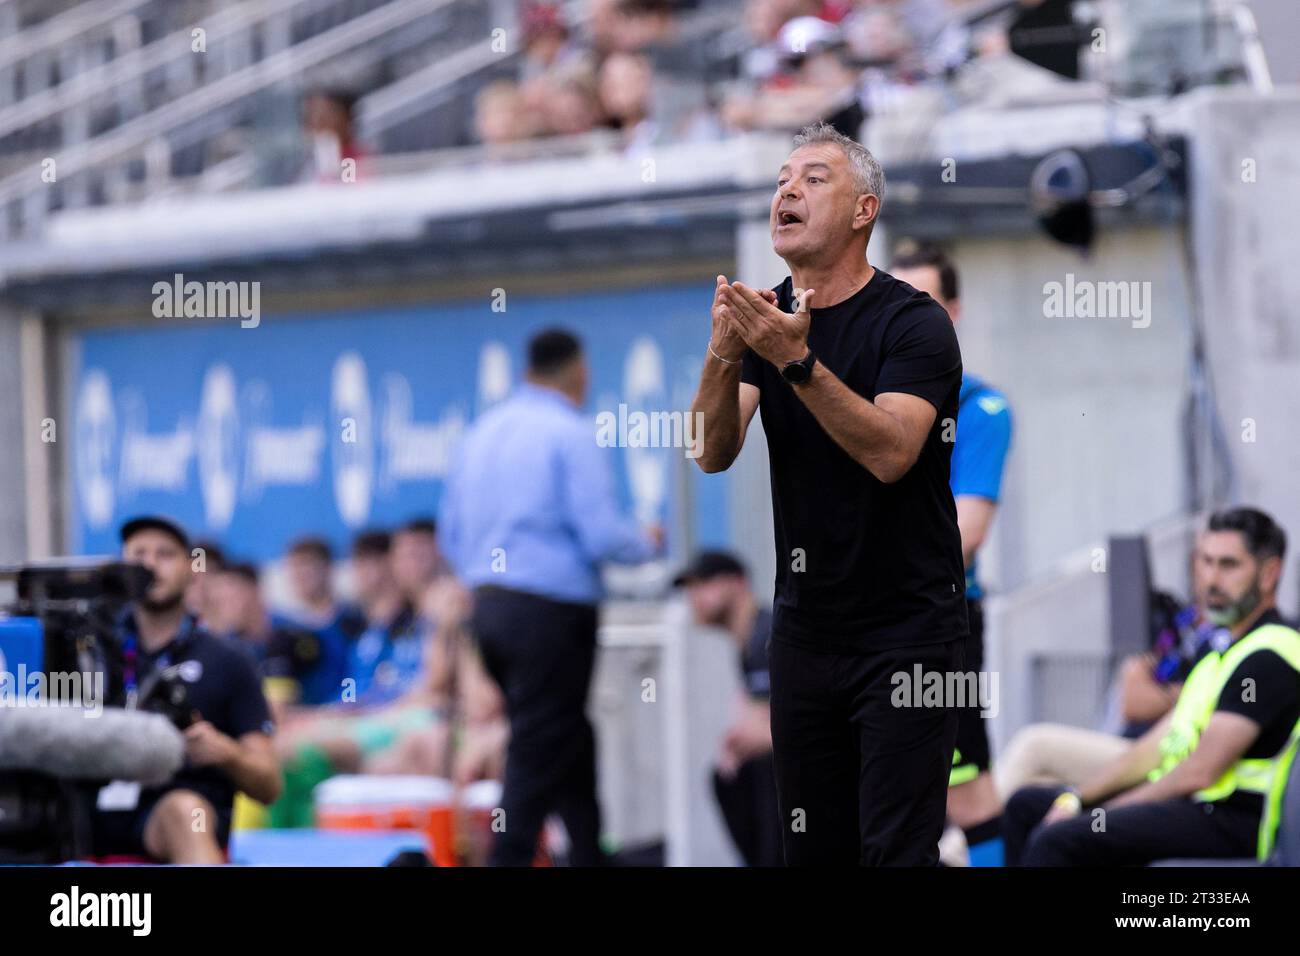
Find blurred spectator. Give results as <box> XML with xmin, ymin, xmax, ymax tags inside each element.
<box><xmin>392</xmin><ymin>517</ymin><xmax>446</xmax><ymax>608</ymax></box>
<box><xmin>475</xmin><ymin>80</ymin><xmax>536</xmax><ymax>147</ymax></box>
<box><xmin>300</xmin><ymin>88</ymin><xmax>367</xmax><ymax>183</ymax></box>
<box><xmin>283</xmin><ymin>536</ymin><xmax>352</xmax><ymax>627</ymax></box>
<box><xmin>344</xmin><ymin>599</ymin><xmax>426</xmax><ymax>711</ymax></box>
<box><xmin>740</xmin><ymin>0</ymin><xmax>821</xmax><ymax>82</ymax></box>
<box><xmin>599</xmin><ymin>52</ymin><xmax>658</xmax><ymax>146</ymax></box>
<box><xmin>205</xmin><ymin>564</ymin><xmax>256</xmax><ymax>647</ymax></box>
<box><xmin>675</xmin><ymin>551</ymin><xmax>781</xmax><ymax>867</ymax></box>
<box><xmin>267</xmin><ymin>531</ymin><xmax>458</xmax><ymax>827</ymax></box>
<box><xmin>210</xmin><ymin>561</ymin><xmax>346</xmax><ymax>712</ymax></box>
<box><xmin>349</xmin><ymin>529</ymin><xmax>403</xmax><ymax>630</ymax></box>
<box><xmin>589</xmin><ymin>0</ymin><xmax>677</xmax><ymax>56</ymax></box>
<box><xmin>428</xmin><ymin>581</ymin><xmax>509</xmax><ymax>789</ymax></box>
<box><xmin>450</xmin><ymin>643</ymin><xmax>510</xmax><ymax>788</ymax></box>
<box><xmin>542</xmin><ymin>69</ymin><xmax>605</xmax><ymax>137</ymax></box>
<box><xmin>474</xmin><ymin>0</ymin><xmax>959</xmax><ymax>150</ymax></box>
<box><xmin>278</xmin><ymin>536</ymin><xmax>368</xmax><ymax>703</ymax></box>
<box><xmin>520</xmin><ymin>1</ymin><xmax>583</xmax><ymax>83</ymax></box>
<box><xmin>725</xmin><ymin>16</ymin><xmax>866</xmax><ymax>137</ymax></box>
<box><xmin>745</xmin><ymin>0</ymin><xmax>822</xmax><ymax>49</ymax></box>
<box><xmin>184</xmin><ymin>538</ymin><xmax>226</xmax><ymax>630</ymax></box>
<box><xmin>842</xmin><ymin>0</ymin><xmax>919</xmax><ymax>65</ymax></box>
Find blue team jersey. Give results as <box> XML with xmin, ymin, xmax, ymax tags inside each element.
<box><xmin>268</xmin><ymin>603</ymin><xmax>367</xmax><ymax>706</ymax></box>
<box><xmin>346</xmin><ymin>606</ymin><xmax>425</xmax><ymax>706</ymax></box>
<box><xmin>950</xmin><ymin>373</ymin><xmax>1013</xmax><ymax>600</ymax></box>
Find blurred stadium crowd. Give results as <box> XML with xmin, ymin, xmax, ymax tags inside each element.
<box><xmin>282</xmin><ymin>0</ymin><xmax>1015</xmax><ymax>180</ymax></box>
<box><xmin>0</xmin><ymin>0</ymin><xmax>1264</xmax><ymax>231</ymax></box>
<box><xmin>468</xmin><ymin>0</ymin><xmax>994</xmax><ymax>152</ymax></box>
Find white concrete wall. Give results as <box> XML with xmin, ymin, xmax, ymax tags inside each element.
<box><xmin>1186</xmin><ymin>87</ymin><xmax>1300</xmax><ymax>615</ymax></box>
<box><xmin>951</xmin><ymin>226</ymin><xmax>1194</xmax><ymax>595</ymax></box>
<box><xmin>1248</xmin><ymin>0</ymin><xmax>1300</xmax><ymax>86</ymax></box>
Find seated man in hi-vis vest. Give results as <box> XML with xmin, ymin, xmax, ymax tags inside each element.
<box><xmin>1004</xmin><ymin>507</ymin><xmax>1300</xmax><ymax>866</ymax></box>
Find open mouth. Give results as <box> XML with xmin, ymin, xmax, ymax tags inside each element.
<box><xmin>777</xmin><ymin>211</ymin><xmax>803</xmax><ymax>227</ymax></box>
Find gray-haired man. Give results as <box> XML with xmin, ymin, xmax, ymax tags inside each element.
<box><xmin>689</xmin><ymin>122</ymin><xmax>968</xmax><ymax>865</ymax></box>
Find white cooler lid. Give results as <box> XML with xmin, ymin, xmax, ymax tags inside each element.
<box><xmin>314</xmin><ymin>775</ymin><xmax>454</xmax><ymax>807</ymax></box>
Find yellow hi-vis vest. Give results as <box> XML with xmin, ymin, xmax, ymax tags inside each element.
<box><xmin>1148</xmin><ymin>622</ymin><xmax>1300</xmax><ymax>860</ymax></box>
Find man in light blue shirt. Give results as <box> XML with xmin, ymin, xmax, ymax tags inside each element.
<box><xmin>438</xmin><ymin>363</ymin><xmax>657</xmax><ymax>604</ymax></box>
<box><xmin>438</xmin><ymin>327</ymin><xmax>661</xmax><ymax>865</ymax></box>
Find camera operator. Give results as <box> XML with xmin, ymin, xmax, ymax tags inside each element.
<box><xmin>91</xmin><ymin>516</ymin><xmax>281</xmax><ymax>864</ymax></box>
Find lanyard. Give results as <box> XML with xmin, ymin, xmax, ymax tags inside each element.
<box><xmin>121</xmin><ymin>614</ymin><xmax>190</xmax><ymax>709</ymax></box>
<box><xmin>122</xmin><ymin>630</ymin><xmax>139</xmax><ymax>708</ymax></box>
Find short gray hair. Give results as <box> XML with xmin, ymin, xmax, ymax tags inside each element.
<box><xmin>792</xmin><ymin>122</ymin><xmax>885</xmax><ymax>205</ymax></box>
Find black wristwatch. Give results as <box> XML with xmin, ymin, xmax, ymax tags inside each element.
<box><xmin>780</xmin><ymin>348</ymin><xmax>816</xmax><ymax>385</ymax></box>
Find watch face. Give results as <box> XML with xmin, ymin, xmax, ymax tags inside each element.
<box><xmin>782</xmin><ymin>354</ymin><xmax>813</xmax><ymax>384</ymax></box>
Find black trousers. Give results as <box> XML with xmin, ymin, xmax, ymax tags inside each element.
<box><xmin>1004</xmin><ymin>785</ymin><xmax>1261</xmax><ymax>866</ymax></box>
<box><xmin>712</xmin><ymin>751</ymin><xmax>783</xmax><ymax>867</ymax></box>
<box><xmin>768</xmin><ymin>636</ymin><xmax>962</xmax><ymax>866</ymax></box>
<box><xmin>471</xmin><ymin>586</ymin><xmax>603</xmax><ymax>867</ymax></box>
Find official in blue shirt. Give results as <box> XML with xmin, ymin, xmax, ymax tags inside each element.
<box><xmin>894</xmin><ymin>242</ymin><xmax>1013</xmax><ymax>867</ymax></box>
<box><xmin>439</xmin><ymin>327</ymin><xmax>661</xmax><ymax>866</ymax></box>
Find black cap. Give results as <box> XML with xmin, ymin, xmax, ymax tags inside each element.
<box><xmin>120</xmin><ymin>515</ymin><xmax>190</xmax><ymax>552</ymax></box>
<box><xmin>671</xmin><ymin>550</ymin><xmax>747</xmax><ymax>588</ymax></box>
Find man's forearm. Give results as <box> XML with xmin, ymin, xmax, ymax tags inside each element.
<box><xmin>793</xmin><ymin>361</ymin><xmax>910</xmax><ymax>482</ymax></box>
<box><xmin>222</xmin><ymin>746</ymin><xmax>282</xmax><ymax>805</ymax></box>
<box><xmin>1078</xmin><ymin>729</ymin><xmax>1164</xmax><ymax>805</ymax></box>
<box><xmin>690</xmin><ymin>350</ymin><xmax>743</xmax><ymax>473</ymax></box>
<box><xmin>1103</xmin><ymin>769</ymin><xmax>1200</xmax><ymax>810</ymax></box>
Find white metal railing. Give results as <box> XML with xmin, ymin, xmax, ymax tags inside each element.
<box><xmin>0</xmin><ymin>0</ymin><xmax>457</xmax><ymax>226</ymax></box>
<box><xmin>356</xmin><ymin>33</ymin><xmax>517</xmax><ymax>141</ymax></box>
<box><xmin>0</xmin><ymin>0</ymin><xmax>304</xmax><ymax>140</ymax></box>
<box><xmin>0</xmin><ymin>0</ymin><xmax>157</xmax><ymax>73</ymax></box>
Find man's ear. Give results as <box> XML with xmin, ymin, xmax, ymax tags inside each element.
<box><xmin>854</xmin><ymin>194</ymin><xmax>880</xmax><ymax>232</ymax></box>
<box><xmin>1259</xmin><ymin>555</ymin><xmax>1283</xmax><ymax>596</ymax></box>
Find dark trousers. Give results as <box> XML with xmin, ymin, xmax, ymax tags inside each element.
<box><xmin>769</xmin><ymin>637</ymin><xmax>962</xmax><ymax>866</ymax></box>
<box><xmin>471</xmin><ymin>586</ymin><xmax>603</xmax><ymax>867</ymax></box>
<box><xmin>712</xmin><ymin>751</ymin><xmax>783</xmax><ymax>867</ymax></box>
<box><xmin>1004</xmin><ymin>785</ymin><xmax>1261</xmax><ymax>866</ymax></box>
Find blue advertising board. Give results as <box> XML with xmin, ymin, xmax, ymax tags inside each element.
<box><xmin>70</xmin><ymin>282</ymin><xmax>732</xmax><ymax>562</ymax></box>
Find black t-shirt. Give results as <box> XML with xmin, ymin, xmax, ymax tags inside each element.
<box><xmin>261</xmin><ymin>620</ymin><xmax>325</xmax><ymax>682</ymax></box>
<box><xmin>740</xmin><ymin>270</ymin><xmax>968</xmax><ymax>652</ymax></box>
<box><xmin>105</xmin><ymin>613</ymin><xmax>274</xmax><ymax>824</ymax></box>
<box><xmin>1214</xmin><ymin>610</ymin><xmax>1300</xmax><ymax>760</ymax></box>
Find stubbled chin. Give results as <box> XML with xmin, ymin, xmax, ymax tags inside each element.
<box><xmin>142</xmin><ymin>592</ymin><xmax>185</xmax><ymax>613</ymax></box>
<box><xmin>773</xmin><ymin>234</ymin><xmax>802</xmax><ymax>255</ymax></box>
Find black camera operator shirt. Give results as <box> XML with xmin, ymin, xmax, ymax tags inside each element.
<box><xmin>740</xmin><ymin>270</ymin><xmax>968</xmax><ymax>653</ymax></box>
<box><xmin>105</xmin><ymin>611</ymin><xmax>274</xmax><ymax>829</ymax></box>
